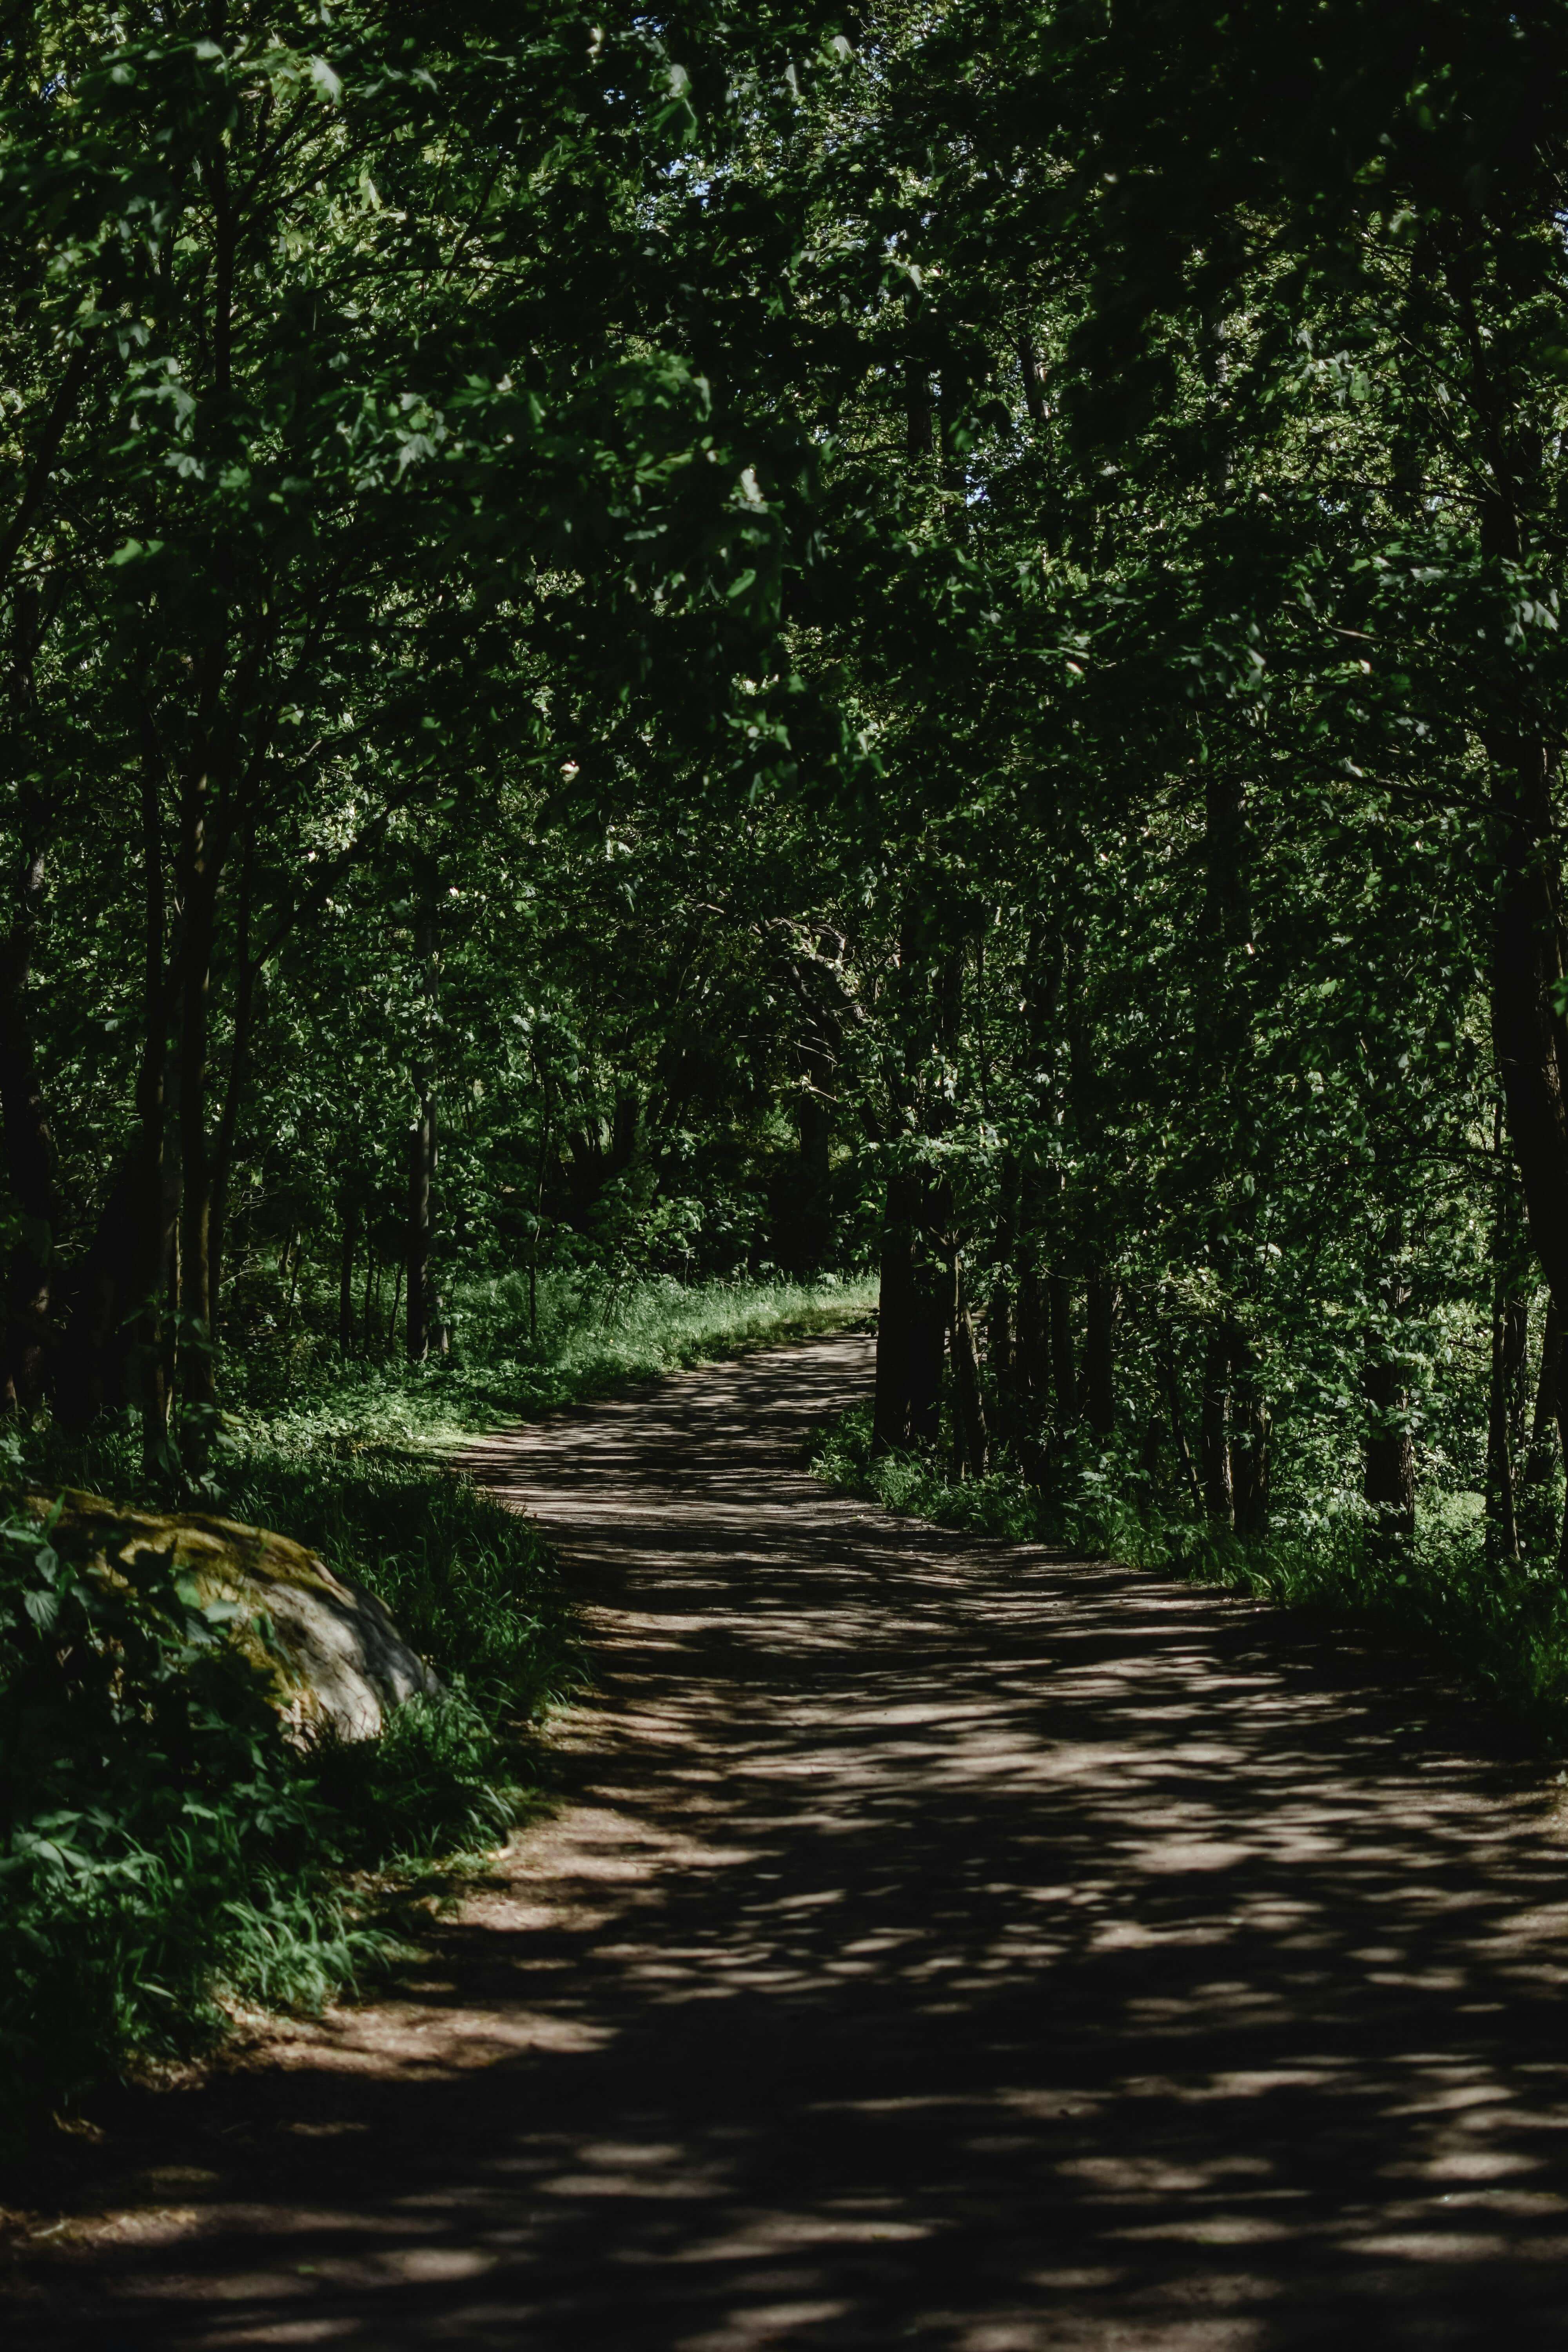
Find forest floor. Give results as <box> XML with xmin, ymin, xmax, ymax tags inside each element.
<box><xmin>6</xmin><ymin>1327</ymin><xmax>1568</xmax><ymax>2348</ymax></box>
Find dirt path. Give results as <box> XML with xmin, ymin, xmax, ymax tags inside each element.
<box><xmin>9</xmin><ymin>1327</ymin><xmax>1568</xmax><ymax>2348</ymax></box>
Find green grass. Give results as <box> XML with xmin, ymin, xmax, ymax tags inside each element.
<box><xmin>811</xmin><ymin>1399</ymin><xmax>1568</xmax><ymax>1755</ymax></box>
<box><xmin>1</xmin><ymin>1269</ymin><xmax>867</xmax><ymax>2143</ymax></box>
<box><xmin>226</xmin><ymin>1268</ymin><xmax>879</xmax><ymax>1450</ymax></box>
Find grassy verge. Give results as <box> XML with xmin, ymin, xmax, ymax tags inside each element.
<box><xmin>1</xmin><ymin>1271</ymin><xmax>867</xmax><ymax>2143</ymax></box>
<box><xmin>811</xmin><ymin>1401</ymin><xmax>1568</xmax><ymax>1753</ymax></box>
<box><xmin>225</xmin><ymin>1268</ymin><xmax>880</xmax><ymax>1450</ymax></box>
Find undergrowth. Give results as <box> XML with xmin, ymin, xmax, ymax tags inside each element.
<box><xmin>812</xmin><ymin>1400</ymin><xmax>1568</xmax><ymax>1753</ymax></box>
<box><xmin>3</xmin><ymin>1270</ymin><xmax>865</xmax><ymax>2143</ymax></box>
<box><xmin>224</xmin><ymin>1268</ymin><xmax>878</xmax><ymax>1447</ymax></box>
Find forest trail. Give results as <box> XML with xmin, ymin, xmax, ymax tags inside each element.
<box><xmin>9</xmin><ymin>1325</ymin><xmax>1568</xmax><ymax>2349</ymax></box>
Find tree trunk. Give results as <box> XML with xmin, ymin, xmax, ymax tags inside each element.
<box><xmin>1497</xmin><ymin>833</ymin><xmax>1568</xmax><ymax>1308</ymax></box>
<box><xmin>130</xmin><ymin>703</ymin><xmax>172</xmax><ymax>1464</ymax></box>
<box><xmin>949</xmin><ymin>1259</ymin><xmax>989</xmax><ymax>1478</ymax></box>
<box><xmin>1551</xmin><ymin>1319</ymin><xmax>1568</xmax><ymax>1586</ymax></box>
<box><xmin>1200</xmin><ymin>1328</ymin><xmax>1233</xmax><ymax>1525</ymax></box>
<box><xmin>1049</xmin><ymin>1271</ymin><xmax>1077</xmax><ymax>1425</ymax></box>
<box><xmin>338</xmin><ymin>1199</ymin><xmax>359</xmax><ymax>1353</ymax></box>
<box><xmin>282</xmin><ymin>1240</ymin><xmax>302</xmax><ymax>1343</ymax></box>
<box><xmin>1521</xmin><ymin>1299</ymin><xmax>1563</xmax><ymax>1557</ymax></box>
<box><xmin>986</xmin><ymin>1281</ymin><xmax>1012</xmax><ymax>1388</ymax></box>
<box><xmin>1160</xmin><ymin>1330</ymin><xmax>1205</xmax><ymax>1513</ymax></box>
<box><xmin>1228</xmin><ymin>1319</ymin><xmax>1270</xmax><ymax>1536</ymax></box>
<box><xmin>1016</xmin><ymin>1256</ymin><xmax>1047</xmax><ymax>1401</ymax></box>
<box><xmin>1018</xmin><ymin>333</ymin><xmax>1046</xmax><ymax>426</ymax></box>
<box><xmin>407</xmin><ymin>1112</ymin><xmax>433</xmax><ymax>1363</ymax></box>
<box><xmin>1363</xmin><ymin>1344</ymin><xmax>1416</xmax><ymax>1560</ymax></box>
<box><xmin>906</xmin><ymin>1176</ymin><xmax>950</xmax><ymax>1449</ymax></box>
<box><xmin>1457</xmin><ymin>274</ymin><xmax>1568</xmax><ymax>1343</ymax></box>
<box><xmin>1014</xmin><ymin>1157</ymin><xmax>1048</xmax><ymax>1402</ymax></box>
<box><xmin>1085</xmin><ymin>1269</ymin><xmax>1115</xmax><ymax>1438</ymax></box>
<box><xmin>987</xmin><ymin>1152</ymin><xmax>1018</xmax><ymax>1396</ymax></box>
<box><xmin>794</xmin><ymin>1074</ymin><xmax>833</xmax><ymax>1277</ymax></box>
<box><xmin>0</xmin><ymin>777</ymin><xmax>62</xmax><ymax>1411</ymax></box>
<box><xmin>1488</xmin><ymin>1286</ymin><xmax>1523</xmax><ymax>1566</ymax></box>
<box><xmin>873</xmin><ymin>1164</ymin><xmax>917</xmax><ymax>1456</ymax></box>
<box><xmin>872</xmin><ymin>1161</ymin><xmax>949</xmax><ymax>1454</ymax></box>
<box><xmin>176</xmin><ymin>766</ymin><xmax>219</xmax><ymax>1408</ymax></box>
<box><xmin>405</xmin><ymin>873</ymin><xmax>439</xmax><ymax>1364</ymax></box>
<box><xmin>207</xmin><ymin>818</ymin><xmax>257</xmax><ymax>1339</ymax></box>
<box><xmin>906</xmin><ymin>348</ymin><xmax>934</xmax><ymax>462</ymax></box>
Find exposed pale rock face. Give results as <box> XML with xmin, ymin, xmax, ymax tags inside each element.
<box><xmin>24</xmin><ymin>1490</ymin><xmax>440</xmax><ymax>1741</ymax></box>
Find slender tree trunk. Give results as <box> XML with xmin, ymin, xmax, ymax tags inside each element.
<box><xmin>1229</xmin><ymin>1319</ymin><xmax>1270</xmax><ymax>1536</ymax></box>
<box><xmin>795</xmin><ymin>1081</ymin><xmax>833</xmax><ymax>1277</ymax></box>
<box><xmin>1160</xmin><ymin>1330</ymin><xmax>1204</xmax><ymax>1513</ymax></box>
<box><xmin>1504</xmin><ymin>1293</ymin><xmax>1530</xmax><ymax>1472</ymax></box>
<box><xmin>1018</xmin><ymin>332</ymin><xmax>1046</xmax><ymax>426</ymax></box>
<box><xmin>282</xmin><ymin>1241</ymin><xmax>302</xmax><ymax>1344</ymax></box>
<box><xmin>1200</xmin><ymin>1328</ymin><xmax>1234</xmax><ymax>1526</ymax></box>
<box><xmin>1488</xmin><ymin>1289</ymin><xmax>1522</xmax><ymax>1566</ymax></box>
<box><xmin>1049</xmin><ymin>1271</ymin><xmax>1077</xmax><ymax>1424</ymax></box>
<box><xmin>986</xmin><ymin>1152</ymin><xmax>1016</xmax><ymax>1399</ymax></box>
<box><xmin>906</xmin><ymin>1174</ymin><xmax>950</xmax><ymax>1449</ymax></box>
<box><xmin>338</xmin><ymin>1199</ymin><xmax>358</xmax><ymax>1353</ymax></box>
<box><xmin>1527</xmin><ymin>1299</ymin><xmax>1561</xmax><ymax>1472</ymax></box>
<box><xmin>1521</xmin><ymin>1299</ymin><xmax>1563</xmax><ymax>1556</ymax></box>
<box><xmin>388</xmin><ymin>1259</ymin><xmax>403</xmax><ymax>1356</ymax></box>
<box><xmin>949</xmin><ymin>1257</ymin><xmax>989</xmax><ymax>1478</ymax></box>
<box><xmin>176</xmin><ymin>760</ymin><xmax>219</xmax><ymax>1407</ymax></box>
<box><xmin>530</xmin><ymin>1075</ymin><xmax>551</xmax><ymax>1347</ymax></box>
<box><xmin>986</xmin><ymin>1281</ymin><xmax>1012</xmax><ymax>1390</ymax></box>
<box><xmin>1015</xmin><ymin>1156</ymin><xmax>1048</xmax><ymax>1402</ymax></box>
<box><xmin>362</xmin><ymin>1245</ymin><xmax>377</xmax><ymax>1359</ymax></box>
<box><xmin>406</xmin><ymin>873</ymin><xmax>438</xmax><ymax>1364</ymax></box>
<box><xmin>132</xmin><ymin>707</ymin><xmax>171</xmax><ymax>1463</ymax></box>
<box><xmin>1199</xmin><ymin>762</ymin><xmax>1266</xmax><ymax>1533</ymax></box>
<box><xmin>407</xmin><ymin>1117</ymin><xmax>434</xmax><ymax>1360</ymax></box>
<box><xmin>1490</xmin><ymin>746</ymin><xmax>1568</xmax><ymax>1332</ymax></box>
<box><xmin>0</xmin><ymin>773</ymin><xmax>61</xmax><ymax>1410</ymax></box>
<box><xmin>1363</xmin><ymin>1333</ymin><xmax>1416</xmax><ymax>1560</ymax></box>
<box><xmin>208</xmin><ymin>817</ymin><xmax>257</xmax><ymax>1338</ymax></box>
<box><xmin>1084</xmin><ymin>1269</ymin><xmax>1115</xmax><ymax>1438</ymax></box>
<box><xmin>1550</xmin><ymin>1321</ymin><xmax>1568</xmax><ymax>1585</ymax></box>
<box><xmin>1486</xmin><ymin>1116</ymin><xmax>1527</xmax><ymax>1567</ymax></box>
<box><xmin>1016</xmin><ymin>1255</ymin><xmax>1046</xmax><ymax>1401</ymax></box>
<box><xmin>158</xmin><ymin>1059</ymin><xmax>181</xmax><ymax>1421</ymax></box>
<box><xmin>872</xmin><ymin>1163</ymin><xmax>917</xmax><ymax>1455</ymax></box>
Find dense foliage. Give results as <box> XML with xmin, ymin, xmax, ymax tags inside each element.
<box><xmin>7</xmin><ymin>0</ymin><xmax>1568</xmax><ymax>2107</ymax></box>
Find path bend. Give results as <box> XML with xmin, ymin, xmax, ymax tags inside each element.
<box><xmin>7</xmin><ymin>1326</ymin><xmax>1568</xmax><ymax>2348</ymax></box>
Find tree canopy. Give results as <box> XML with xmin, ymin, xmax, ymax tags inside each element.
<box><xmin>5</xmin><ymin>0</ymin><xmax>1568</xmax><ymax>1592</ymax></box>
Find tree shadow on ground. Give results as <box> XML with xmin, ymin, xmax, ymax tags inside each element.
<box><xmin>8</xmin><ymin>1333</ymin><xmax>1568</xmax><ymax>2350</ymax></box>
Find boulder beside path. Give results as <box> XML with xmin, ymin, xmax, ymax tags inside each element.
<box><xmin>22</xmin><ymin>1488</ymin><xmax>439</xmax><ymax>1741</ymax></box>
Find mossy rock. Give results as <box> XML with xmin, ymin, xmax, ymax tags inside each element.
<box><xmin>21</xmin><ymin>1489</ymin><xmax>441</xmax><ymax>1742</ymax></box>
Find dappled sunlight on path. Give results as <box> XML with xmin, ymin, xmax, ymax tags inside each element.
<box><xmin>8</xmin><ymin>1329</ymin><xmax>1568</xmax><ymax>2347</ymax></box>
